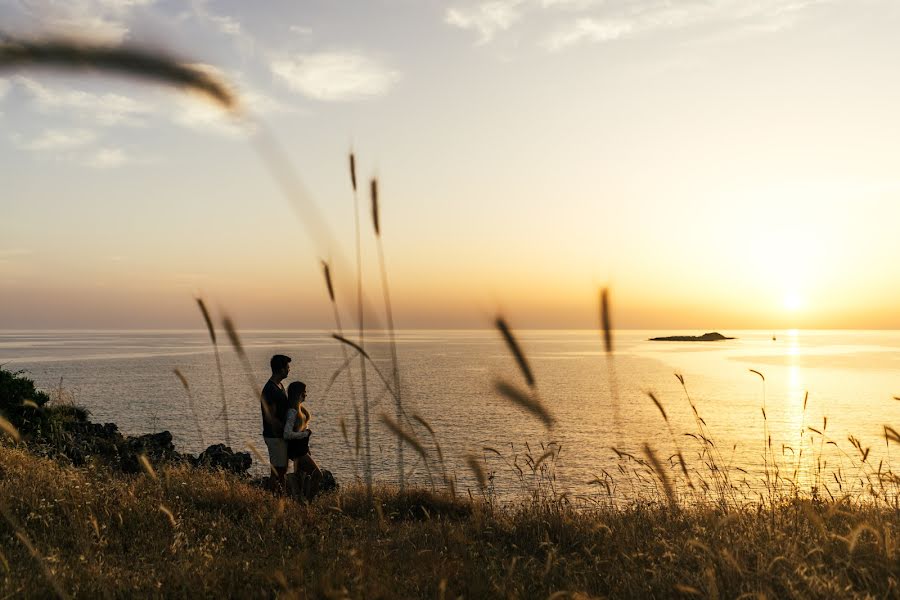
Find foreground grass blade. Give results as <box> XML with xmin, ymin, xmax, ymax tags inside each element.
<box><xmin>0</xmin><ymin>38</ymin><xmax>235</xmax><ymax>109</ymax></box>
<box><xmin>495</xmin><ymin>317</ymin><xmax>535</xmax><ymax>387</ymax></box>
<box><xmin>494</xmin><ymin>379</ymin><xmax>555</xmax><ymax>428</ymax></box>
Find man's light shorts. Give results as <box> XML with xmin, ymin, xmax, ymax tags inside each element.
<box><xmin>264</xmin><ymin>436</ymin><xmax>288</xmax><ymax>469</ymax></box>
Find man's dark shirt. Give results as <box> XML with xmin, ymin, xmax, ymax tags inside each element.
<box><xmin>261</xmin><ymin>380</ymin><xmax>288</xmax><ymax>438</ymax></box>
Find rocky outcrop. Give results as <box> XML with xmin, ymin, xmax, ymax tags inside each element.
<box><xmin>194</xmin><ymin>444</ymin><xmax>252</xmax><ymax>474</ymax></box>
<box><xmin>1</xmin><ymin>368</ymin><xmax>346</xmax><ymax>486</ymax></box>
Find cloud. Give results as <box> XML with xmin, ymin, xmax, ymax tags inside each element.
<box><xmin>17</xmin><ymin>128</ymin><xmax>98</xmax><ymax>151</ymax></box>
<box><xmin>208</xmin><ymin>13</ymin><xmax>243</xmax><ymax>36</ymax></box>
<box><xmin>542</xmin><ymin>17</ymin><xmax>634</xmax><ymax>50</ymax></box>
<box><xmin>445</xmin><ymin>0</ymin><xmax>830</xmax><ymax>50</ymax></box>
<box><xmin>15</xmin><ymin>77</ymin><xmax>154</xmax><ymax>126</ymax></box>
<box><xmin>0</xmin><ymin>0</ymin><xmax>156</xmax><ymax>44</ymax></box>
<box><xmin>538</xmin><ymin>0</ymin><xmax>600</xmax><ymax>8</ymax></box>
<box><xmin>271</xmin><ymin>52</ymin><xmax>400</xmax><ymax>101</ymax></box>
<box><xmin>171</xmin><ymin>98</ymin><xmax>246</xmax><ymax>137</ymax></box>
<box><xmin>540</xmin><ymin>0</ymin><xmax>831</xmax><ymax>51</ymax></box>
<box><xmin>290</xmin><ymin>25</ymin><xmax>313</xmax><ymax>35</ymax></box>
<box><xmin>84</xmin><ymin>147</ymin><xmax>129</xmax><ymax>168</ymax></box>
<box><xmin>445</xmin><ymin>0</ymin><xmax>526</xmax><ymax>44</ymax></box>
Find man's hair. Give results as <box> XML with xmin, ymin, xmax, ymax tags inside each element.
<box><xmin>270</xmin><ymin>354</ymin><xmax>292</xmax><ymax>373</ymax></box>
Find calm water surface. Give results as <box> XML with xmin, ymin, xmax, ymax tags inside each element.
<box><xmin>2</xmin><ymin>329</ymin><xmax>899</xmax><ymax>501</ymax></box>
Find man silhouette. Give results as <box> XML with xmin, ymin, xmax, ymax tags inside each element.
<box><xmin>261</xmin><ymin>354</ymin><xmax>291</xmax><ymax>491</ymax></box>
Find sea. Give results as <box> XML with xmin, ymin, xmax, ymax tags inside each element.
<box><xmin>2</xmin><ymin>329</ymin><xmax>899</xmax><ymax>502</ymax></box>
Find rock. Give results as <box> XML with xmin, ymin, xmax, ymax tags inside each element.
<box><xmin>321</xmin><ymin>469</ymin><xmax>338</xmax><ymax>492</ymax></box>
<box><xmin>195</xmin><ymin>444</ymin><xmax>252</xmax><ymax>474</ymax></box>
<box><xmin>124</xmin><ymin>431</ymin><xmax>177</xmax><ymax>458</ymax></box>
<box><xmin>118</xmin><ymin>431</ymin><xmax>184</xmax><ymax>473</ymax></box>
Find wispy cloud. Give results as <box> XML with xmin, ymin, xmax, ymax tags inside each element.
<box><xmin>444</xmin><ymin>0</ymin><xmax>830</xmax><ymax>50</ymax></box>
<box><xmin>16</xmin><ymin>128</ymin><xmax>98</xmax><ymax>151</ymax></box>
<box><xmin>208</xmin><ymin>13</ymin><xmax>242</xmax><ymax>36</ymax></box>
<box><xmin>171</xmin><ymin>97</ymin><xmax>245</xmax><ymax>137</ymax></box>
<box><xmin>84</xmin><ymin>147</ymin><xmax>130</xmax><ymax>168</ymax></box>
<box><xmin>445</xmin><ymin>0</ymin><xmax>526</xmax><ymax>44</ymax></box>
<box><xmin>538</xmin><ymin>0</ymin><xmax>601</xmax><ymax>8</ymax></box>
<box><xmin>543</xmin><ymin>17</ymin><xmax>634</xmax><ymax>50</ymax></box>
<box><xmin>15</xmin><ymin>77</ymin><xmax>154</xmax><ymax>126</ymax></box>
<box><xmin>542</xmin><ymin>0</ymin><xmax>831</xmax><ymax>51</ymax></box>
<box><xmin>271</xmin><ymin>52</ymin><xmax>400</xmax><ymax>101</ymax></box>
<box><xmin>0</xmin><ymin>0</ymin><xmax>156</xmax><ymax>44</ymax></box>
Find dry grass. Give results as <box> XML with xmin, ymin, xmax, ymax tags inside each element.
<box><xmin>2</xmin><ymin>444</ymin><xmax>900</xmax><ymax>599</ymax></box>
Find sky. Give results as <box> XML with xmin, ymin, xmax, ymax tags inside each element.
<box><xmin>2</xmin><ymin>0</ymin><xmax>900</xmax><ymax>330</ymax></box>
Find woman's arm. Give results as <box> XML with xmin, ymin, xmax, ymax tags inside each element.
<box><xmin>283</xmin><ymin>408</ymin><xmax>311</xmax><ymax>440</ymax></box>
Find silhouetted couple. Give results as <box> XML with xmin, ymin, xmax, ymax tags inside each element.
<box><xmin>261</xmin><ymin>354</ymin><xmax>322</xmax><ymax>500</ymax></box>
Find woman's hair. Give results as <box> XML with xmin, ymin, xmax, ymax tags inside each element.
<box><xmin>287</xmin><ymin>381</ymin><xmax>307</xmax><ymax>404</ymax></box>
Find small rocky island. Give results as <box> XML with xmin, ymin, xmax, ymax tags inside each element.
<box><xmin>649</xmin><ymin>332</ymin><xmax>735</xmax><ymax>342</ymax></box>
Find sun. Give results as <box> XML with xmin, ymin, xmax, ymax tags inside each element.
<box><xmin>783</xmin><ymin>292</ymin><xmax>805</xmax><ymax>312</ymax></box>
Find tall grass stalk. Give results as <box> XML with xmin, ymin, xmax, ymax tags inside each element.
<box><xmin>321</xmin><ymin>260</ymin><xmax>361</xmax><ymax>481</ymax></box>
<box><xmin>370</xmin><ymin>178</ymin><xmax>405</xmax><ymax>491</ymax></box>
<box><xmin>750</xmin><ymin>368</ymin><xmax>773</xmax><ymax>502</ymax></box>
<box><xmin>380</xmin><ymin>413</ymin><xmax>433</xmax><ymax>489</ymax></box>
<box><xmin>792</xmin><ymin>390</ymin><xmax>809</xmax><ymax>489</ymax></box>
<box><xmin>646</xmin><ymin>391</ymin><xmax>692</xmax><ymax>489</ymax></box>
<box><xmin>600</xmin><ymin>288</ymin><xmax>622</xmax><ymax>448</ymax></box>
<box><xmin>675</xmin><ymin>373</ymin><xmax>735</xmax><ymax>505</ymax></box>
<box><xmin>349</xmin><ymin>152</ymin><xmax>373</xmax><ymax>498</ymax></box>
<box><xmin>173</xmin><ymin>368</ymin><xmax>205</xmax><ymax>448</ymax></box>
<box><xmin>221</xmin><ymin>316</ymin><xmax>269</xmax><ymax>438</ymax></box>
<box><xmin>197</xmin><ymin>298</ymin><xmax>230</xmax><ymax>446</ymax></box>
<box><xmin>493</xmin><ymin>317</ymin><xmax>555</xmax><ymax>429</ymax></box>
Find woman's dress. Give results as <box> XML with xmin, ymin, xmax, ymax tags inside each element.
<box><xmin>283</xmin><ymin>407</ymin><xmax>310</xmax><ymax>459</ymax></box>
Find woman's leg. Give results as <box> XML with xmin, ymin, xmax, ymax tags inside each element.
<box><xmin>296</xmin><ymin>454</ymin><xmax>322</xmax><ymax>500</ymax></box>
<box><xmin>286</xmin><ymin>458</ymin><xmax>304</xmax><ymax>499</ymax></box>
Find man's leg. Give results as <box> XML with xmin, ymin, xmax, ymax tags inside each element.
<box><xmin>264</xmin><ymin>437</ymin><xmax>289</xmax><ymax>494</ymax></box>
<box><xmin>274</xmin><ymin>466</ymin><xmax>288</xmax><ymax>493</ymax></box>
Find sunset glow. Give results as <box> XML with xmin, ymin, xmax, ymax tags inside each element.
<box><xmin>1</xmin><ymin>2</ymin><xmax>899</xmax><ymax>330</ymax></box>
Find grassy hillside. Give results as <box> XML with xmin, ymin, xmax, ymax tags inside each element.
<box><xmin>1</xmin><ymin>443</ymin><xmax>899</xmax><ymax>599</ymax></box>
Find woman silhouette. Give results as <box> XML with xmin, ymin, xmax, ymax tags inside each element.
<box><xmin>284</xmin><ymin>381</ymin><xmax>322</xmax><ymax>500</ymax></box>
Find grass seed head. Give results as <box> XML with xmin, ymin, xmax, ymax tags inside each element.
<box><xmin>494</xmin><ymin>379</ymin><xmax>555</xmax><ymax>428</ymax></box>
<box><xmin>349</xmin><ymin>152</ymin><xmax>357</xmax><ymax>192</ymax></box>
<box><xmin>321</xmin><ymin>260</ymin><xmax>335</xmax><ymax>302</ymax></box>
<box><xmin>0</xmin><ymin>38</ymin><xmax>236</xmax><ymax>109</ymax></box>
<box><xmin>380</xmin><ymin>414</ymin><xmax>427</xmax><ymax>461</ymax></box>
<box><xmin>495</xmin><ymin>316</ymin><xmax>535</xmax><ymax>388</ymax></box>
<box><xmin>222</xmin><ymin>316</ymin><xmax>246</xmax><ymax>358</ymax></box>
<box><xmin>600</xmin><ymin>288</ymin><xmax>613</xmax><ymax>353</ymax></box>
<box><xmin>647</xmin><ymin>391</ymin><xmax>668</xmax><ymax>423</ymax></box>
<box><xmin>370</xmin><ymin>178</ymin><xmax>380</xmax><ymax>236</ymax></box>
<box><xmin>137</xmin><ymin>454</ymin><xmax>158</xmax><ymax>481</ymax></box>
<box><xmin>195</xmin><ymin>298</ymin><xmax>216</xmax><ymax>344</ymax></box>
<box><xmin>465</xmin><ymin>454</ymin><xmax>488</xmax><ymax>490</ymax></box>
<box><xmin>0</xmin><ymin>417</ymin><xmax>21</xmax><ymax>443</ymax></box>
<box><xmin>173</xmin><ymin>368</ymin><xmax>190</xmax><ymax>392</ymax></box>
